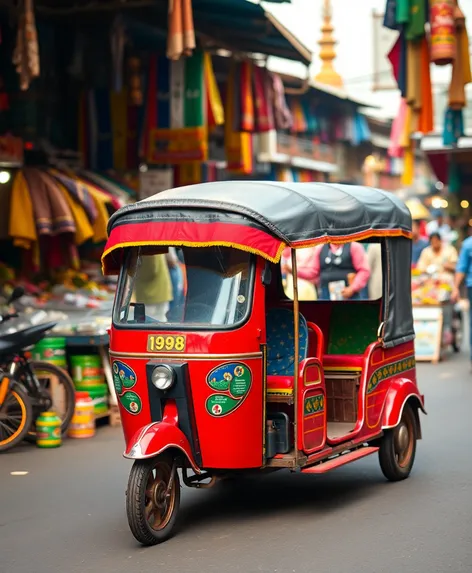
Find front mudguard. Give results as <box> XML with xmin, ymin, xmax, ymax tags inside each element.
<box><xmin>381</xmin><ymin>377</ymin><xmax>426</xmax><ymax>437</ymax></box>
<box><xmin>124</xmin><ymin>422</ymin><xmax>200</xmax><ymax>473</ymax></box>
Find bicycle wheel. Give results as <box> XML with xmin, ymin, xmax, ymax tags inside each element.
<box><xmin>23</xmin><ymin>361</ymin><xmax>76</xmax><ymax>436</ymax></box>
<box><xmin>0</xmin><ymin>382</ymin><xmax>33</xmax><ymax>452</ymax></box>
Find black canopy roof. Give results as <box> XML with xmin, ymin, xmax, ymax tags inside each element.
<box><xmin>108</xmin><ymin>182</ymin><xmax>412</xmax><ymax>246</ymax></box>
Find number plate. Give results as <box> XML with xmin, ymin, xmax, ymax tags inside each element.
<box><xmin>147</xmin><ymin>334</ymin><xmax>186</xmax><ymax>353</ymax></box>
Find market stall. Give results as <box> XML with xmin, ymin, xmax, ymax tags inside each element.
<box><xmin>412</xmin><ymin>269</ymin><xmax>455</xmax><ymax>363</ymax></box>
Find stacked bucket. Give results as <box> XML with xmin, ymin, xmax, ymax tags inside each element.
<box><xmin>70</xmin><ymin>355</ymin><xmax>109</xmax><ymax>417</ymax></box>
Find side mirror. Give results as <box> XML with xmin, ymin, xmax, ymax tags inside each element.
<box><xmin>7</xmin><ymin>286</ymin><xmax>25</xmax><ymax>305</ymax></box>
<box><xmin>262</xmin><ymin>262</ymin><xmax>272</xmax><ymax>286</ymax></box>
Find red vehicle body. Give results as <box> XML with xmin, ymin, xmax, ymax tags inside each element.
<box><xmin>103</xmin><ymin>181</ymin><xmax>425</xmax><ymax>546</ymax></box>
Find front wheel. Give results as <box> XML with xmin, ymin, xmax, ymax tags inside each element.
<box><xmin>0</xmin><ymin>383</ymin><xmax>33</xmax><ymax>452</ymax></box>
<box><xmin>126</xmin><ymin>455</ymin><xmax>180</xmax><ymax>546</ymax></box>
<box><xmin>379</xmin><ymin>403</ymin><xmax>417</xmax><ymax>482</ymax></box>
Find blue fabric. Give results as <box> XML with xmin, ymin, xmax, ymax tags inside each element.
<box><xmin>457</xmin><ymin>237</ymin><xmax>472</xmax><ymax>287</ymax></box>
<box><xmin>266</xmin><ymin>308</ymin><xmax>308</xmax><ymax>376</ymax></box>
<box><xmin>412</xmin><ymin>239</ymin><xmax>428</xmax><ymax>264</ymax></box>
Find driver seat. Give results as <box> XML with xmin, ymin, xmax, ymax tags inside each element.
<box><xmin>266</xmin><ymin>308</ymin><xmax>308</xmax><ymax>398</ymax></box>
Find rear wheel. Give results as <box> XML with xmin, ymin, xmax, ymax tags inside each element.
<box><xmin>379</xmin><ymin>403</ymin><xmax>417</xmax><ymax>481</ymax></box>
<box><xmin>126</xmin><ymin>455</ymin><xmax>180</xmax><ymax>546</ymax></box>
<box><xmin>0</xmin><ymin>383</ymin><xmax>33</xmax><ymax>452</ymax></box>
<box><xmin>22</xmin><ymin>361</ymin><xmax>75</xmax><ymax>438</ymax></box>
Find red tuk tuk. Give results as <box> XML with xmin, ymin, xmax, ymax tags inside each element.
<box><xmin>103</xmin><ymin>181</ymin><xmax>425</xmax><ymax>546</ymax></box>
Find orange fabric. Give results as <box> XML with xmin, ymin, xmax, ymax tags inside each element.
<box><xmin>167</xmin><ymin>0</ymin><xmax>195</xmax><ymax>60</ymax></box>
<box><xmin>418</xmin><ymin>36</ymin><xmax>434</xmax><ymax>133</ymax></box>
<box><xmin>406</xmin><ymin>40</ymin><xmax>422</xmax><ymax>111</ymax></box>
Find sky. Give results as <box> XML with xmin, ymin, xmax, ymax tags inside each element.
<box><xmin>259</xmin><ymin>0</ymin><xmax>472</xmax><ymax>119</ymax></box>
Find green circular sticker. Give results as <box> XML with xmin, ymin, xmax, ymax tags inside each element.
<box><xmin>112</xmin><ymin>361</ymin><xmax>137</xmax><ymax>395</ymax></box>
<box><xmin>120</xmin><ymin>391</ymin><xmax>142</xmax><ymax>415</ymax></box>
<box><xmin>206</xmin><ymin>395</ymin><xmax>241</xmax><ymax>417</ymax></box>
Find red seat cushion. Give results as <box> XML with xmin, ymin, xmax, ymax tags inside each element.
<box><xmin>267</xmin><ymin>375</ymin><xmax>294</xmax><ymax>393</ymax></box>
<box><xmin>323</xmin><ymin>354</ymin><xmax>364</xmax><ymax>370</ymax></box>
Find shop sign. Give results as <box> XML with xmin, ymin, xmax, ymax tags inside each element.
<box><xmin>276</xmin><ymin>133</ymin><xmax>335</xmax><ymax>164</ymax></box>
<box><xmin>148</xmin><ymin>127</ymin><xmax>208</xmax><ymax>164</ymax></box>
<box><xmin>139</xmin><ymin>168</ymin><xmax>173</xmax><ymax>200</ymax></box>
<box><xmin>413</xmin><ymin>306</ymin><xmax>443</xmax><ymax>363</ymax></box>
<box><xmin>0</xmin><ymin>135</ymin><xmax>23</xmax><ymax>166</ymax></box>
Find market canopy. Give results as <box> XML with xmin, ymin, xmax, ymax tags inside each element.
<box><xmin>34</xmin><ymin>0</ymin><xmax>311</xmax><ymax>65</ymax></box>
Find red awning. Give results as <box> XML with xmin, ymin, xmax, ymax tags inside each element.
<box><xmin>102</xmin><ymin>220</ymin><xmax>285</xmax><ymax>275</ymax></box>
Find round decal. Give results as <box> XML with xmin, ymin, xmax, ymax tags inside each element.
<box><xmin>205</xmin><ymin>362</ymin><xmax>252</xmax><ymax>417</ymax></box>
<box><xmin>112</xmin><ymin>360</ymin><xmax>137</xmax><ymax>395</ymax></box>
<box><xmin>206</xmin><ymin>395</ymin><xmax>241</xmax><ymax>417</ymax></box>
<box><xmin>120</xmin><ymin>391</ymin><xmax>142</xmax><ymax>415</ymax></box>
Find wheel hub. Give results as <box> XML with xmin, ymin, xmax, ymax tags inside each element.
<box><xmin>153</xmin><ymin>480</ymin><xmax>168</xmax><ymax>510</ymax></box>
<box><xmin>395</xmin><ymin>424</ymin><xmax>409</xmax><ymax>453</ymax></box>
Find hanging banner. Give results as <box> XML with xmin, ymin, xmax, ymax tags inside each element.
<box><xmin>147</xmin><ymin>126</ymin><xmax>208</xmax><ymax>164</ymax></box>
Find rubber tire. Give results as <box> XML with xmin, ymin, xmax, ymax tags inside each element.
<box><xmin>379</xmin><ymin>403</ymin><xmax>417</xmax><ymax>482</ymax></box>
<box><xmin>0</xmin><ymin>384</ymin><xmax>34</xmax><ymax>452</ymax></box>
<box><xmin>126</xmin><ymin>456</ymin><xmax>180</xmax><ymax>546</ymax></box>
<box><xmin>24</xmin><ymin>361</ymin><xmax>76</xmax><ymax>439</ymax></box>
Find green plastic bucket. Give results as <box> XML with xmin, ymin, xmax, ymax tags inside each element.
<box><xmin>33</xmin><ymin>338</ymin><xmax>67</xmax><ymax>367</ymax></box>
<box><xmin>75</xmin><ymin>383</ymin><xmax>108</xmax><ymax>415</ymax></box>
<box><xmin>36</xmin><ymin>412</ymin><xmax>62</xmax><ymax>448</ymax></box>
<box><xmin>71</xmin><ymin>355</ymin><xmax>103</xmax><ymax>386</ymax></box>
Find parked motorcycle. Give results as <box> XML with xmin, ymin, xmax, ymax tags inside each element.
<box><xmin>0</xmin><ymin>287</ymin><xmax>75</xmax><ymax>444</ymax></box>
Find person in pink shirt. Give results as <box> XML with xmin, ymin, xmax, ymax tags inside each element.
<box><xmin>282</xmin><ymin>242</ymin><xmax>370</xmax><ymax>300</ymax></box>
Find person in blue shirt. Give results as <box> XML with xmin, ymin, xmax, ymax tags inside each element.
<box><xmin>453</xmin><ymin>234</ymin><xmax>472</xmax><ymax>363</ymax></box>
<box><xmin>411</xmin><ymin>220</ymin><xmax>428</xmax><ymax>265</ymax></box>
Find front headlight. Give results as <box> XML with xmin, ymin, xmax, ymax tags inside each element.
<box><xmin>151</xmin><ymin>365</ymin><xmax>175</xmax><ymax>391</ymax></box>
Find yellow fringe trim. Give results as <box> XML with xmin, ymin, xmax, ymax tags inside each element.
<box><xmin>102</xmin><ymin>239</ymin><xmax>286</xmax><ymax>275</ymax></box>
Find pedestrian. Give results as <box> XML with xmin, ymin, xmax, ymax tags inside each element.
<box><xmin>426</xmin><ymin>210</ymin><xmax>451</xmax><ymax>242</ymax></box>
<box><xmin>134</xmin><ymin>254</ymin><xmax>173</xmax><ymax>321</ymax></box>
<box><xmin>411</xmin><ymin>220</ymin><xmax>429</xmax><ymax>266</ymax></box>
<box><xmin>313</xmin><ymin>242</ymin><xmax>370</xmax><ymax>300</ymax></box>
<box><xmin>452</xmin><ymin>233</ymin><xmax>472</xmax><ymax>367</ymax></box>
<box><xmin>417</xmin><ymin>232</ymin><xmax>458</xmax><ymax>275</ymax></box>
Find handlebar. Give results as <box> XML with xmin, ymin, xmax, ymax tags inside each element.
<box><xmin>0</xmin><ymin>312</ymin><xmax>19</xmax><ymax>323</ymax></box>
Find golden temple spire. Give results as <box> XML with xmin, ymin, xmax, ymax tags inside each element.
<box><xmin>314</xmin><ymin>0</ymin><xmax>344</xmax><ymax>89</ymax></box>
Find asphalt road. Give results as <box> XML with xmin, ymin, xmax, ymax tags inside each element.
<box><xmin>2</xmin><ymin>353</ymin><xmax>472</xmax><ymax>573</ymax></box>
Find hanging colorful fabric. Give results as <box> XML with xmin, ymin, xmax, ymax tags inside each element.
<box><xmin>402</xmin><ymin>141</ymin><xmax>415</xmax><ymax>186</ymax></box>
<box><xmin>430</xmin><ymin>0</ymin><xmax>456</xmax><ymax>65</ymax></box>
<box><xmin>270</xmin><ymin>72</ymin><xmax>292</xmax><ymax>130</ymax></box>
<box><xmin>204</xmin><ymin>52</ymin><xmax>224</xmax><ymax>128</ymax></box>
<box><xmin>384</xmin><ymin>0</ymin><xmax>399</xmax><ymax>30</ymax></box>
<box><xmin>405</xmin><ymin>0</ymin><xmax>427</xmax><ymax>41</ymax></box>
<box><xmin>253</xmin><ymin>66</ymin><xmax>274</xmax><ymax>132</ymax></box>
<box><xmin>184</xmin><ymin>51</ymin><xmax>205</xmax><ymax>128</ymax></box>
<box><xmin>225</xmin><ymin>62</ymin><xmax>253</xmax><ymax>174</ymax></box>
<box><xmin>443</xmin><ymin>107</ymin><xmax>464</xmax><ymax>145</ymax></box>
<box><xmin>395</xmin><ymin>0</ymin><xmax>409</xmax><ymax>25</ymax></box>
<box><xmin>418</xmin><ymin>36</ymin><xmax>434</xmax><ymax>134</ymax></box>
<box><xmin>240</xmin><ymin>61</ymin><xmax>255</xmax><ymax>132</ymax></box>
<box><xmin>149</xmin><ymin>52</ymin><xmax>207</xmax><ymax>164</ymax></box>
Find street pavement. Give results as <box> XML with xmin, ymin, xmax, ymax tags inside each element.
<box><xmin>1</xmin><ymin>352</ymin><xmax>472</xmax><ymax>573</ymax></box>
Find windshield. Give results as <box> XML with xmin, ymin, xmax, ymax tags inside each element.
<box><xmin>114</xmin><ymin>246</ymin><xmax>254</xmax><ymax>329</ymax></box>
